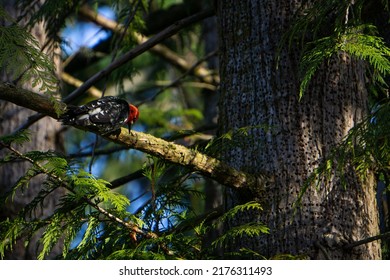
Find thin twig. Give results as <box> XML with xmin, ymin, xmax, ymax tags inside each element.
<box><xmin>314</xmin><ymin>241</ymin><xmax>331</xmax><ymax>260</ymax></box>
<box><xmin>88</xmin><ymin>134</ymin><xmax>99</xmax><ymax>174</ymax></box>
<box><xmin>138</xmin><ymin>50</ymin><xmax>218</xmax><ymax>106</ymax></box>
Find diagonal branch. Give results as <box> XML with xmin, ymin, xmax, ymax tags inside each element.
<box><xmin>64</xmin><ymin>8</ymin><xmax>215</xmax><ymax>104</ymax></box>
<box><xmin>16</xmin><ymin>9</ymin><xmax>215</xmax><ymax>132</ymax></box>
<box><xmin>0</xmin><ymin>82</ymin><xmax>272</xmax><ymax>191</ymax></box>
<box><xmin>343</xmin><ymin>231</ymin><xmax>390</xmax><ymax>250</ymax></box>
<box><xmin>61</xmin><ymin>72</ymin><xmax>101</xmax><ymax>98</ymax></box>
<box><xmin>77</xmin><ymin>5</ymin><xmax>219</xmax><ymax>85</ymax></box>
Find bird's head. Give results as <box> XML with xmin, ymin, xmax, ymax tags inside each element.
<box><xmin>127</xmin><ymin>104</ymin><xmax>139</xmax><ymax>130</ymax></box>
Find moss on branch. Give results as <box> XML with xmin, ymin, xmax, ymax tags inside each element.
<box><xmin>0</xmin><ymin>82</ymin><xmax>272</xmax><ymax>191</ymax></box>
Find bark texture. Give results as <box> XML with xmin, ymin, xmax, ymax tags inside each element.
<box><xmin>217</xmin><ymin>0</ymin><xmax>381</xmax><ymax>259</ymax></box>
<box><xmin>0</xmin><ymin>1</ymin><xmax>64</xmax><ymax>259</ymax></box>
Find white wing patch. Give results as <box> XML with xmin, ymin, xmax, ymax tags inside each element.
<box><xmin>88</xmin><ymin>108</ymin><xmax>103</xmax><ymax>116</ymax></box>
<box><xmin>77</xmin><ymin>114</ymin><xmax>90</xmax><ymax>121</ymax></box>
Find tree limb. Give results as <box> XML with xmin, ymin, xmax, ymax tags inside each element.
<box><xmin>78</xmin><ymin>5</ymin><xmax>219</xmax><ymax>85</ymax></box>
<box><xmin>0</xmin><ymin>82</ymin><xmax>272</xmax><ymax>191</ymax></box>
<box><xmin>64</xmin><ymin>8</ymin><xmax>215</xmax><ymax>104</ymax></box>
<box><xmin>61</xmin><ymin>72</ymin><xmax>101</xmax><ymax>98</ymax></box>
<box><xmin>0</xmin><ymin>83</ymin><xmax>66</xmax><ymax>118</ymax></box>
<box><xmin>10</xmin><ymin>9</ymin><xmax>215</xmax><ymax>132</ymax></box>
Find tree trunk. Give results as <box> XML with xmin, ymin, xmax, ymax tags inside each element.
<box><xmin>217</xmin><ymin>0</ymin><xmax>381</xmax><ymax>259</ymax></box>
<box><xmin>0</xmin><ymin>1</ymin><xmax>64</xmax><ymax>259</ymax></box>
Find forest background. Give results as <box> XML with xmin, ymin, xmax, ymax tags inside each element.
<box><xmin>0</xmin><ymin>0</ymin><xmax>389</xmax><ymax>260</ymax></box>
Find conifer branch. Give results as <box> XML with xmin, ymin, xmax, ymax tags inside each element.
<box><xmin>0</xmin><ymin>83</ymin><xmax>65</xmax><ymax>118</ymax></box>
<box><xmin>0</xmin><ymin>140</ymin><xmax>153</xmax><ymax>240</ymax></box>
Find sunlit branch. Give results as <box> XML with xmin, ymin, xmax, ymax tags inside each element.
<box><xmin>0</xmin><ymin>82</ymin><xmax>272</xmax><ymax>192</ymax></box>
<box><xmin>61</xmin><ymin>72</ymin><xmax>101</xmax><ymax>98</ymax></box>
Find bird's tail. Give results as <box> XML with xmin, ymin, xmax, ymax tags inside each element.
<box><xmin>59</xmin><ymin>105</ymin><xmax>82</xmax><ymax>125</ymax></box>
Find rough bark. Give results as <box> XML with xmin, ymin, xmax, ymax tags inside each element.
<box><xmin>0</xmin><ymin>1</ymin><xmax>64</xmax><ymax>259</ymax></box>
<box><xmin>217</xmin><ymin>0</ymin><xmax>381</xmax><ymax>259</ymax></box>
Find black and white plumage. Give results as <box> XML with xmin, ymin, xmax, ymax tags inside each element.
<box><xmin>61</xmin><ymin>96</ymin><xmax>139</xmax><ymax>135</ymax></box>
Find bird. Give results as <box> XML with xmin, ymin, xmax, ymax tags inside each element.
<box><xmin>60</xmin><ymin>96</ymin><xmax>139</xmax><ymax>135</ymax></box>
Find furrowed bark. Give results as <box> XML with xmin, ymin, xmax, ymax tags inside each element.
<box><xmin>0</xmin><ymin>1</ymin><xmax>65</xmax><ymax>259</ymax></box>
<box><xmin>217</xmin><ymin>0</ymin><xmax>381</xmax><ymax>259</ymax></box>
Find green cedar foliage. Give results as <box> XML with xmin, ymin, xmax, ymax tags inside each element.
<box><xmin>297</xmin><ymin>100</ymin><xmax>390</xmax><ymax>204</ymax></box>
<box><xmin>0</xmin><ymin>6</ymin><xmax>58</xmax><ymax>94</ymax></box>
<box><xmin>298</xmin><ymin>24</ymin><xmax>390</xmax><ymax>97</ymax></box>
<box><xmin>0</xmin><ymin>133</ymin><xmax>269</xmax><ymax>259</ymax></box>
<box><xmin>284</xmin><ymin>0</ymin><xmax>390</xmax><ymax>98</ymax></box>
<box><xmin>16</xmin><ymin>0</ymin><xmax>78</xmax><ymax>41</ymax></box>
<box><xmin>285</xmin><ymin>2</ymin><xmax>390</xmax><ymax>181</ymax></box>
<box><xmin>284</xmin><ymin>0</ymin><xmax>390</xmax><ymax>203</ymax></box>
<box><xmin>286</xmin><ymin>1</ymin><xmax>390</xmax><ymax>256</ymax></box>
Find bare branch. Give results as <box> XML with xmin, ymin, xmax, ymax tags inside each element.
<box><xmin>61</xmin><ymin>72</ymin><xmax>101</xmax><ymax>98</ymax></box>
<box><xmin>139</xmin><ymin>50</ymin><xmax>218</xmax><ymax>105</ymax></box>
<box><xmin>78</xmin><ymin>5</ymin><xmax>219</xmax><ymax>85</ymax></box>
<box><xmin>64</xmin><ymin>8</ymin><xmax>215</xmax><ymax>104</ymax></box>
